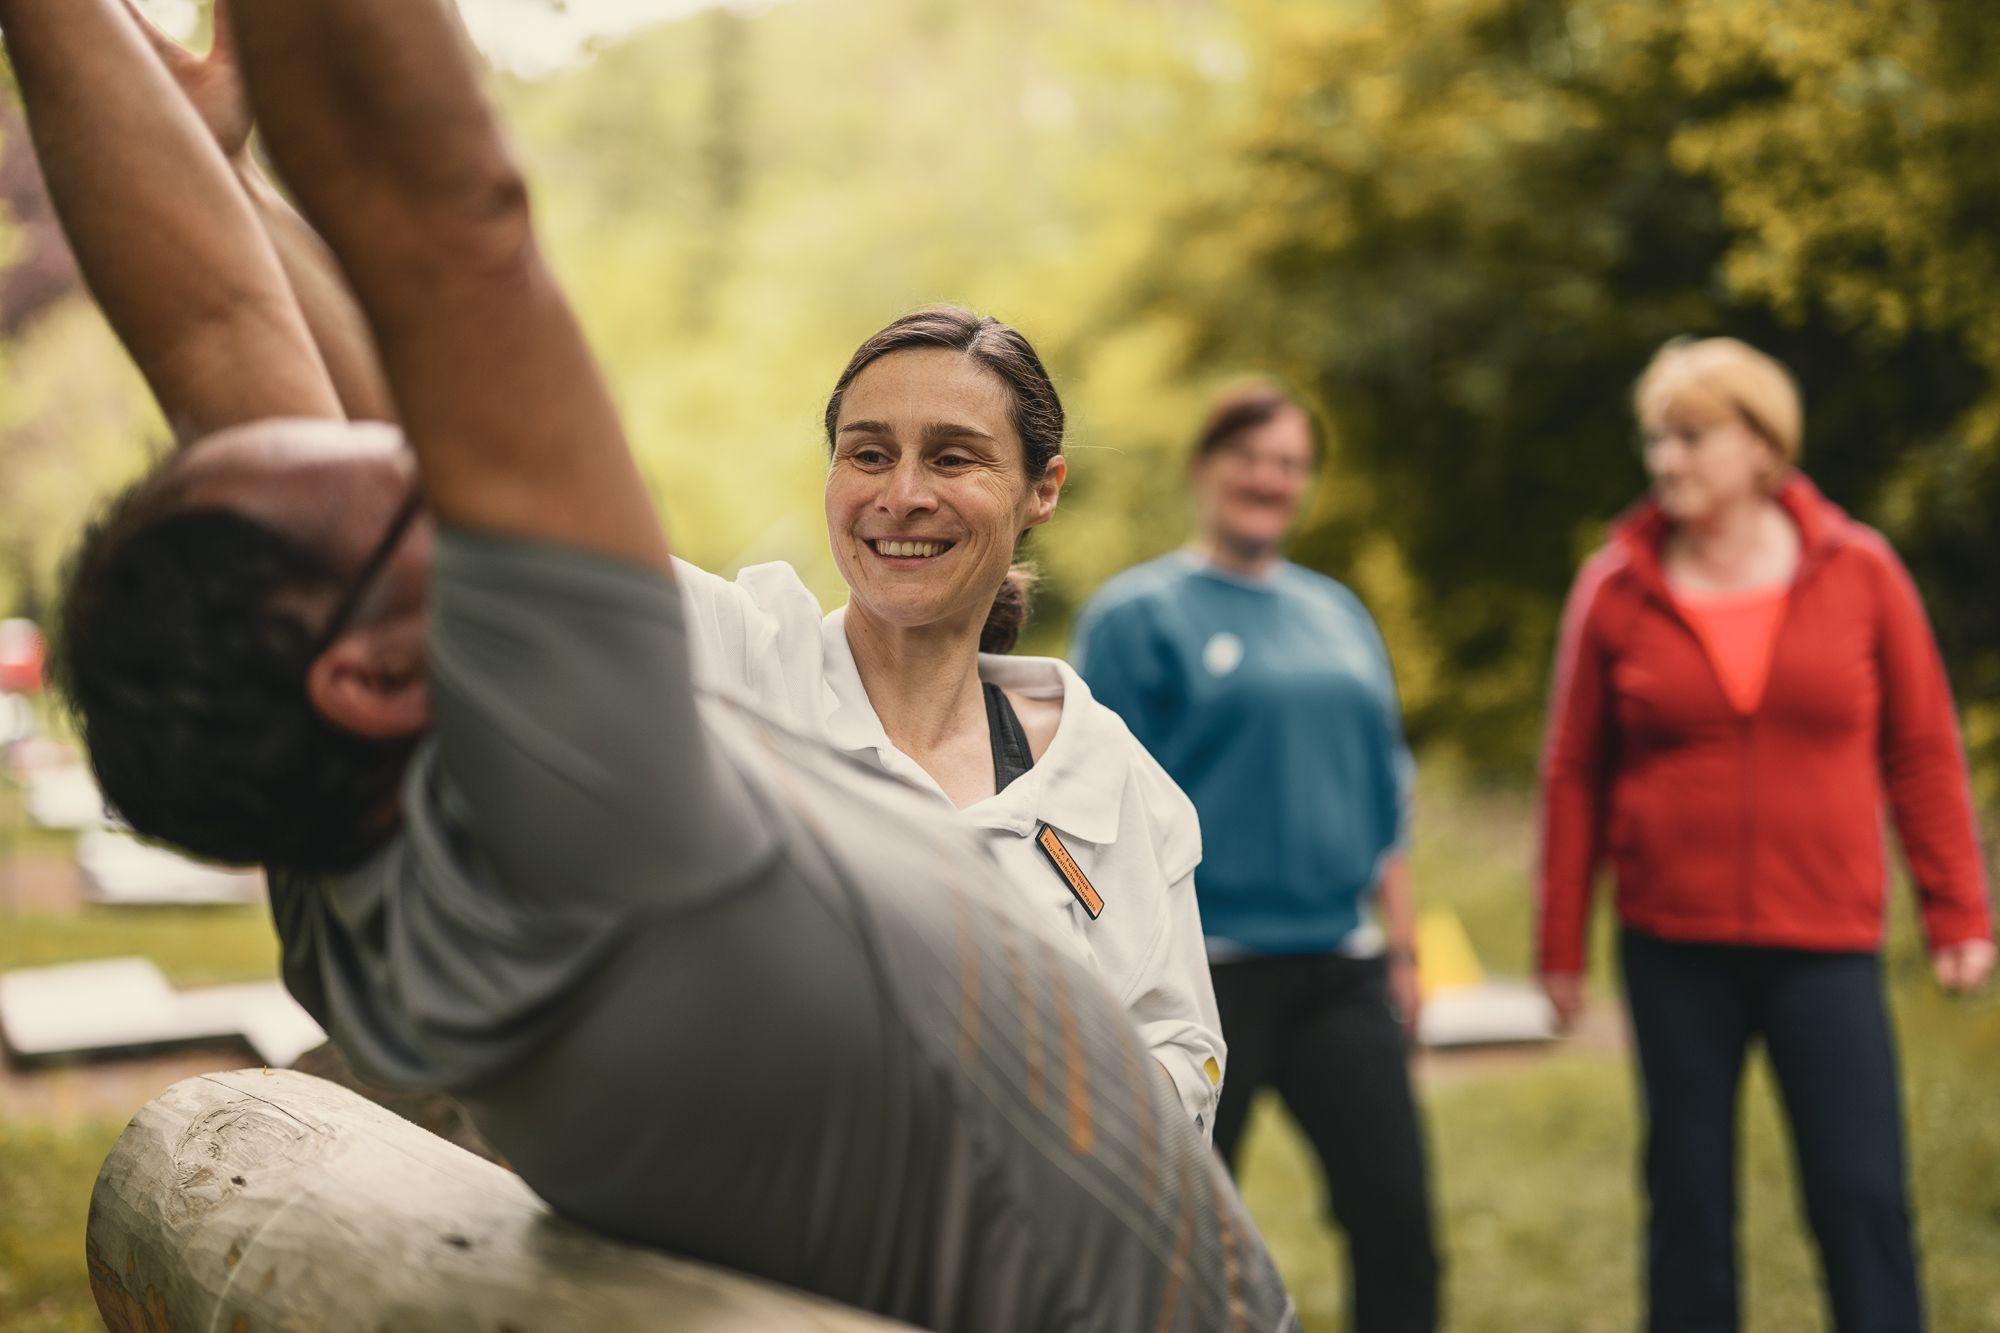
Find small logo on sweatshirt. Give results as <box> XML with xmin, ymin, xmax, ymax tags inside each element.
<box><xmin>1203</xmin><ymin>632</ymin><xmax>1244</xmax><ymax>676</ymax></box>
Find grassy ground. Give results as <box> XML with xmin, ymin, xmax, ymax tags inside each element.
<box><xmin>1</xmin><ymin>775</ymin><xmax>281</xmax><ymax>1330</ymax></box>
<box><xmin>1241</xmin><ymin>775</ymin><xmax>2000</xmax><ymax>1332</ymax></box>
<box><xmin>1241</xmin><ymin>973</ymin><xmax>2000</xmax><ymax>1332</ymax></box>
<box><xmin>0</xmin><ymin>901</ymin><xmax>276</xmax><ymax>1331</ymax></box>
<box><xmin>0</xmin><ymin>1117</ymin><xmax>126</xmax><ymax>1332</ymax></box>
<box><xmin>0</xmin><ymin>904</ymin><xmax>278</xmax><ymax>987</ymax></box>
<box><xmin>1</xmin><ymin>776</ymin><xmax>1996</xmax><ymax>1330</ymax></box>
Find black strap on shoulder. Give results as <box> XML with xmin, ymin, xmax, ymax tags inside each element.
<box><xmin>984</xmin><ymin>681</ymin><xmax>1036</xmax><ymax>794</ymax></box>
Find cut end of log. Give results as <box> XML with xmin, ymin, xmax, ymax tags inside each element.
<box><xmin>88</xmin><ymin>1069</ymin><xmax>912</xmax><ymax>1331</ymax></box>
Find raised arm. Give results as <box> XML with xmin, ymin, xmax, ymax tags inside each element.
<box><xmin>227</xmin><ymin>0</ymin><xmax>669</xmax><ymax>573</ymax></box>
<box><xmin>234</xmin><ymin>167</ymin><xmax>399</xmax><ymax>423</ymax></box>
<box><xmin>0</xmin><ymin>0</ymin><xmax>339</xmax><ymax>436</ymax></box>
<box><xmin>115</xmin><ymin>0</ymin><xmax>397</xmax><ymax>424</ymax></box>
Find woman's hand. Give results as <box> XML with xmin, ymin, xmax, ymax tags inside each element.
<box><xmin>1377</xmin><ymin>858</ymin><xmax>1422</xmax><ymax>1046</ymax></box>
<box><xmin>1932</xmin><ymin>938</ymin><xmax>1997</xmax><ymax>994</ymax></box>
<box><xmin>1540</xmin><ymin>971</ymin><xmax>1587</xmax><ymax>1032</ymax></box>
<box><xmin>1388</xmin><ymin>953</ymin><xmax>1423</xmax><ymax>1047</ymax></box>
<box><xmin>120</xmin><ymin>0</ymin><xmax>251</xmax><ymax>161</ymax></box>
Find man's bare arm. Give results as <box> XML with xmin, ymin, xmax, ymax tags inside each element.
<box><xmin>237</xmin><ymin>166</ymin><xmax>398</xmax><ymax>423</ymax></box>
<box><xmin>112</xmin><ymin>0</ymin><xmax>396</xmax><ymax>423</ymax></box>
<box><xmin>228</xmin><ymin>0</ymin><xmax>669</xmax><ymax>573</ymax></box>
<box><xmin>0</xmin><ymin>0</ymin><xmax>340</xmax><ymax>437</ymax></box>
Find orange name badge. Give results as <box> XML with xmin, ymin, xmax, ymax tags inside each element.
<box><xmin>1035</xmin><ymin>824</ymin><xmax>1104</xmax><ymax>920</ymax></box>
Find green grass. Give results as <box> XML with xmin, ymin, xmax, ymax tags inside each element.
<box><xmin>2</xmin><ymin>776</ymin><xmax>280</xmax><ymax>987</ymax></box>
<box><xmin>0</xmin><ymin>800</ymin><xmax>281</xmax><ymax>1331</ymax></box>
<box><xmin>2</xmin><ymin>774</ymin><xmax>1996</xmax><ymax>1330</ymax></box>
<box><xmin>1242</xmin><ymin>979</ymin><xmax>2000</xmax><ymax>1332</ymax></box>
<box><xmin>1238</xmin><ymin>774</ymin><xmax>2000</xmax><ymax>1332</ymax></box>
<box><xmin>0</xmin><ymin>1119</ymin><xmax>125</xmax><ymax>1333</ymax></box>
<box><xmin>0</xmin><ymin>905</ymin><xmax>279</xmax><ymax>988</ymax></box>
<box><xmin>0</xmin><ymin>903</ymin><xmax>278</xmax><ymax>1329</ymax></box>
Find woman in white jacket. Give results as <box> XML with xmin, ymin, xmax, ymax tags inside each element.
<box><xmin>672</xmin><ymin>306</ymin><xmax>1225</xmax><ymax>1131</ymax></box>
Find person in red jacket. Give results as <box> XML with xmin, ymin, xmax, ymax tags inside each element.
<box><xmin>1537</xmin><ymin>336</ymin><xmax>1993</xmax><ymax>1333</ymax></box>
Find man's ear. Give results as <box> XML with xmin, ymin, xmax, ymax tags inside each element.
<box><xmin>305</xmin><ymin>624</ymin><xmax>428</xmax><ymax>739</ymax></box>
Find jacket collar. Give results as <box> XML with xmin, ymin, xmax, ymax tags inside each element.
<box><xmin>1612</xmin><ymin>472</ymin><xmax>1852</xmax><ymax>595</ymax></box>
<box><xmin>819</xmin><ymin>606</ymin><xmax>1128</xmax><ymax>845</ymax></box>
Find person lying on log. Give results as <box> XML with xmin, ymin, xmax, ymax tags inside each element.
<box><xmin>83</xmin><ymin>0</ymin><xmax>1233</xmax><ymax>1142</ymax></box>
<box><xmin>0</xmin><ymin>0</ymin><xmax>1295</xmax><ymax>1327</ymax></box>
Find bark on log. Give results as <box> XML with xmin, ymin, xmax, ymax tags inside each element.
<box><xmin>87</xmin><ymin>1068</ymin><xmax>912</xmax><ymax>1332</ymax></box>
<box><xmin>288</xmin><ymin>1040</ymin><xmax>499</xmax><ymax>1163</ymax></box>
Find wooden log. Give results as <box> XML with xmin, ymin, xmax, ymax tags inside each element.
<box><xmin>287</xmin><ymin>1040</ymin><xmax>499</xmax><ymax>1163</ymax></box>
<box><xmin>87</xmin><ymin>1068</ymin><xmax>912</xmax><ymax>1332</ymax></box>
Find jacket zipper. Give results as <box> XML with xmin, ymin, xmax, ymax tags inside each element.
<box><xmin>1736</xmin><ymin>548</ymin><xmax>1829</xmax><ymax>940</ymax></box>
<box><xmin>1739</xmin><ymin>713</ymin><xmax>1755</xmax><ymax>939</ymax></box>
<box><xmin>1630</xmin><ymin>536</ymin><xmax>1831</xmax><ymax>944</ymax></box>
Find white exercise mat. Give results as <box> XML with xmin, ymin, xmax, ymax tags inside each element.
<box><xmin>1417</xmin><ymin>979</ymin><xmax>1558</xmax><ymax>1047</ymax></box>
<box><xmin>22</xmin><ymin>760</ymin><xmax>107</xmax><ymax>830</ymax></box>
<box><xmin>0</xmin><ymin>957</ymin><xmax>321</xmax><ymax>1066</ymax></box>
<box><xmin>76</xmin><ymin>827</ymin><xmax>266</xmax><ymax>906</ymax></box>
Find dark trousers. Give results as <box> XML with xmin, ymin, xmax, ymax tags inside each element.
<box><xmin>1211</xmin><ymin>954</ymin><xmax>1441</xmax><ymax>1333</ymax></box>
<box><xmin>1620</xmin><ymin>930</ymin><xmax>1924</xmax><ymax>1333</ymax></box>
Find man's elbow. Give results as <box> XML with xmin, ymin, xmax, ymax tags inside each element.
<box><xmin>318</xmin><ymin>141</ymin><xmax>539</xmax><ymax>294</ymax></box>
<box><xmin>394</xmin><ymin>156</ymin><xmax>538</xmax><ymax>281</ymax></box>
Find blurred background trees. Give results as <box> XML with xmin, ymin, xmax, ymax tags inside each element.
<box><xmin>3</xmin><ymin>0</ymin><xmax>1996</xmax><ymax>793</ymax></box>
<box><xmin>1123</xmin><ymin>0</ymin><xmax>1999</xmax><ymax>783</ymax></box>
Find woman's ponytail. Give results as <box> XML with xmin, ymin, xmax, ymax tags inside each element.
<box><xmin>980</xmin><ymin>561</ymin><xmax>1038</xmax><ymax>654</ymax></box>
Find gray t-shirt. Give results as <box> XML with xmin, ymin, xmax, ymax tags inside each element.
<box><xmin>272</xmin><ymin>529</ymin><xmax>1296</xmax><ymax>1332</ymax></box>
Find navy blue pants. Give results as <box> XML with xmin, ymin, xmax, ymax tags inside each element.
<box><xmin>1211</xmin><ymin>954</ymin><xmax>1441</xmax><ymax>1333</ymax></box>
<box><xmin>1620</xmin><ymin>930</ymin><xmax>1923</xmax><ymax>1333</ymax></box>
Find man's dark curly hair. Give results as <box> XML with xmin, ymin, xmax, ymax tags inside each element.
<box><xmin>50</xmin><ymin>464</ymin><xmax>412</xmax><ymax>872</ymax></box>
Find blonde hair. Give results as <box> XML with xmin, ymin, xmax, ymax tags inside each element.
<box><xmin>1634</xmin><ymin>337</ymin><xmax>1803</xmax><ymax>472</ymax></box>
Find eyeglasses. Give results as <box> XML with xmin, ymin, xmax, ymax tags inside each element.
<box><xmin>307</xmin><ymin>484</ymin><xmax>425</xmax><ymax>663</ymax></box>
<box><xmin>1210</xmin><ymin>442</ymin><xmax>1317</xmax><ymax>479</ymax></box>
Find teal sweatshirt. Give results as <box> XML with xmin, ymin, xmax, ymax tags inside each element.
<box><xmin>1071</xmin><ymin>552</ymin><xmax>1412</xmax><ymax>956</ymax></box>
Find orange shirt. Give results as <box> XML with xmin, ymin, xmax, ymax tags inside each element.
<box><xmin>1674</xmin><ymin>584</ymin><xmax>1789</xmax><ymax>714</ymax></box>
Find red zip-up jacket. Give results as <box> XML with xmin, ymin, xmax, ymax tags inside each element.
<box><xmin>1537</xmin><ymin>474</ymin><xmax>1991</xmax><ymax>974</ymax></box>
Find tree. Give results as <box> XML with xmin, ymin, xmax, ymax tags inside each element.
<box><xmin>1676</xmin><ymin>0</ymin><xmax>2000</xmax><ymax>797</ymax></box>
<box><xmin>1129</xmin><ymin>0</ymin><xmax>1995</xmax><ymax>787</ymax></box>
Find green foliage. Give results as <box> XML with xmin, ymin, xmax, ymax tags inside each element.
<box><xmin>497</xmin><ymin>0</ymin><xmax>1257</xmax><ymax>618</ymax></box>
<box><xmin>1674</xmin><ymin>0</ymin><xmax>2000</xmax><ymax>801</ymax></box>
<box><xmin>1137</xmin><ymin>0</ymin><xmax>1997</xmax><ymax>780</ymax></box>
<box><xmin>5</xmin><ymin>0</ymin><xmax>1996</xmax><ymax>779</ymax></box>
<box><xmin>0</xmin><ymin>304</ymin><xmax>160</xmax><ymax>621</ymax></box>
<box><xmin>501</xmin><ymin>0</ymin><xmax>2000</xmax><ymax>789</ymax></box>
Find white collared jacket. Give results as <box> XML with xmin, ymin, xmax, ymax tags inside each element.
<box><xmin>669</xmin><ymin>557</ymin><xmax>1226</xmax><ymax>1132</ymax></box>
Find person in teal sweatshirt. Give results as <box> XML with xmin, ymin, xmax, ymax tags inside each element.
<box><xmin>1072</xmin><ymin>379</ymin><xmax>1440</xmax><ymax>1333</ymax></box>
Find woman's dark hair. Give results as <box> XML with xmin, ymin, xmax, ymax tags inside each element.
<box><xmin>50</xmin><ymin>463</ymin><xmax>411</xmax><ymax>872</ymax></box>
<box><xmin>823</xmin><ymin>305</ymin><xmax>1063</xmax><ymax>654</ymax></box>
<box><xmin>1192</xmin><ymin>378</ymin><xmax>1326</xmax><ymax>465</ymax></box>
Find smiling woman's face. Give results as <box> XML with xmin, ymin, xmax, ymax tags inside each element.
<box><xmin>1191</xmin><ymin>404</ymin><xmax>1316</xmax><ymax>557</ymax></box>
<box><xmin>825</xmin><ymin>346</ymin><xmax>1061</xmax><ymax>634</ymax></box>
